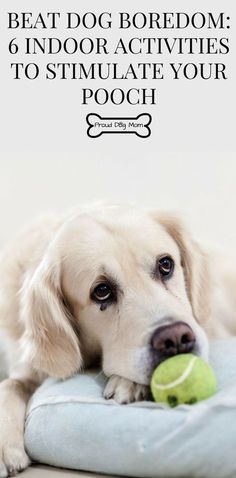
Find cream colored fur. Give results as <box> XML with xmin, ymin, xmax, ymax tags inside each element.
<box><xmin>0</xmin><ymin>204</ymin><xmax>235</xmax><ymax>477</ymax></box>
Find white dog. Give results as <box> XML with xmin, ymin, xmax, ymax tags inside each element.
<box><xmin>0</xmin><ymin>204</ymin><xmax>235</xmax><ymax>477</ymax></box>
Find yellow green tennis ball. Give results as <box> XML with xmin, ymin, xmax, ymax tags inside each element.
<box><xmin>151</xmin><ymin>354</ymin><xmax>216</xmax><ymax>407</ymax></box>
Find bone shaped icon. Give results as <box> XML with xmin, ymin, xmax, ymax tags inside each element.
<box><xmin>86</xmin><ymin>113</ymin><xmax>152</xmax><ymax>138</ymax></box>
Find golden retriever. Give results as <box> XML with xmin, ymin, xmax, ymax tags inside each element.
<box><xmin>0</xmin><ymin>204</ymin><xmax>235</xmax><ymax>477</ymax></box>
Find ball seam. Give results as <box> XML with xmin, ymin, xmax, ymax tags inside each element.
<box><xmin>152</xmin><ymin>356</ymin><xmax>198</xmax><ymax>391</ymax></box>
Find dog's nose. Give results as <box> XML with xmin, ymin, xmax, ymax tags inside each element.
<box><xmin>151</xmin><ymin>321</ymin><xmax>196</xmax><ymax>357</ymax></box>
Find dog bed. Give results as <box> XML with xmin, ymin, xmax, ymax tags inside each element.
<box><xmin>24</xmin><ymin>338</ymin><xmax>236</xmax><ymax>478</ymax></box>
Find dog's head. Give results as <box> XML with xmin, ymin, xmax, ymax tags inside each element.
<box><xmin>21</xmin><ymin>206</ymin><xmax>210</xmax><ymax>384</ymax></box>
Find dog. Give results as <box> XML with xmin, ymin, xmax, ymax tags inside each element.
<box><xmin>0</xmin><ymin>204</ymin><xmax>235</xmax><ymax>477</ymax></box>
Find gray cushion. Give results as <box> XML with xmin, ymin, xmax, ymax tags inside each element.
<box><xmin>25</xmin><ymin>338</ymin><xmax>236</xmax><ymax>478</ymax></box>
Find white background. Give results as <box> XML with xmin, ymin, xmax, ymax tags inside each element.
<box><xmin>0</xmin><ymin>0</ymin><xmax>235</xmax><ymax>152</ymax></box>
<box><xmin>0</xmin><ymin>153</ymin><xmax>235</xmax><ymax>251</ymax></box>
<box><xmin>0</xmin><ymin>1</ymin><xmax>235</xmax><ymax>250</ymax></box>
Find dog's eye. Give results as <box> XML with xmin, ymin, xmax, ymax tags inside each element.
<box><xmin>158</xmin><ymin>256</ymin><xmax>174</xmax><ymax>278</ymax></box>
<box><xmin>92</xmin><ymin>283</ymin><xmax>113</xmax><ymax>302</ymax></box>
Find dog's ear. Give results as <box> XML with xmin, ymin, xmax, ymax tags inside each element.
<box><xmin>20</xmin><ymin>252</ymin><xmax>83</xmax><ymax>379</ymax></box>
<box><xmin>155</xmin><ymin>213</ymin><xmax>211</xmax><ymax>325</ymax></box>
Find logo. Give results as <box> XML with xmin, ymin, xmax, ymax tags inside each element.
<box><xmin>86</xmin><ymin>113</ymin><xmax>152</xmax><ymax>138</ymax></box>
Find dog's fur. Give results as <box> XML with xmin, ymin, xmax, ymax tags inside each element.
<box><xmin>0</xmin><ymin>204</ymin><xmax>235</xmax><ymax>476</ymax></box>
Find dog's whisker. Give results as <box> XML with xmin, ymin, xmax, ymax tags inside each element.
<box><xmin>94</xmin><ymin>370</ymin><xmax>104</xmax><ymax>380</ymax></box>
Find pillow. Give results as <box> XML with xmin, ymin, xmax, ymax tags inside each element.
<box><xmin>25</xmin><ymin>338</ymin><xmax>236</xmax><ymax>478</ymax></box>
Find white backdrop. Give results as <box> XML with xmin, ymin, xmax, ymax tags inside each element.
<box><xmin>1</xmin><ymin>2</ymin><xmax>235</xmax><ymax>249</ymax></box>
<box><xmin>0</xmin><ymin>153</ymin><xmax>235</xmax><ymax>249</ymax></box>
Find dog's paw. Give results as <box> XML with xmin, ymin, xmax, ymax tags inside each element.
<box><xmin>0</xmin><ymin>444</ymin><xmax>30</xmax><ymax>478</ymax></box>
<box><xmin>103</xmin><ymin>375</ymin><xmax>150</xmax><ymax>404</ymax></box>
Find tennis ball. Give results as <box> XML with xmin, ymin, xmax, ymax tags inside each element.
<box><xmin>151</xmin><ymin>354</ymin><xmax>216</xmax><ymax>407</ymax></box>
